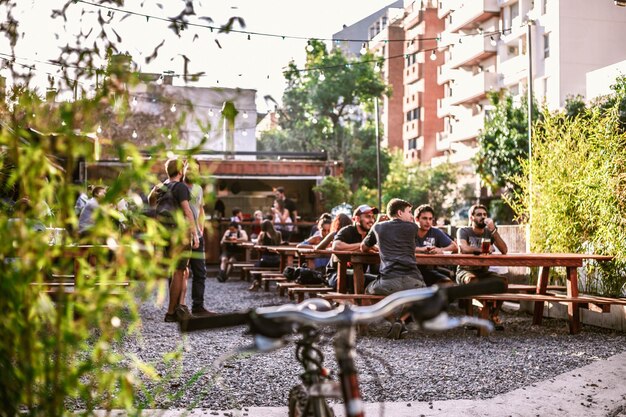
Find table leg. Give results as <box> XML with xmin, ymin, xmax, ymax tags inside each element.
<box><xmin>566</xmin><ymin>266</ymin><xmax>581</xmax><ymax>334</ymax></box>
<box><xmin>353</xmin><ymin>264</ymin><xmax>365</xmax><ymax>304</ymax></box>
<box><xmin>533</xmin><ymin>266</ymin><xmax>550</xmax><ymax>325</ymax></box>
<box><xmin>337</xmin><ymin>261</ymin><xmax>347</xmax><ymax>294</ymax></box>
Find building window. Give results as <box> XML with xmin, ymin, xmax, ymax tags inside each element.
<box><xmin>408</xmin><ymin>138</ymin><xmax>417</xmax><ymax>150</ymax></box>
<box><xmin>544</xmin><ymin>33</ymin><xmax>550</xmax><ymax>58</ymax></box>
<box><xmin>406</xmin><ymin>107</ymin><xmax>421</xmax><ymax>122</ymax></box>
<box><xmin>543</xmin><ymin>0</ymin><xmax>548</xmax><ymax>15</ymax></box>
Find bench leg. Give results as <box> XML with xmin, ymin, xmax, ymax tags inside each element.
<box><xmin>264</xmin><ymin>279</ymin><xmax>270</xmax><ymax>292</ymax></box>
<box><xmin>533</xmin><ymin>266</ymin><xmax>550</xmax><ymax>325</ymax></box>
<box><xmin>297</xmin><ymin>293</ymin><xmax>305</xmax><ymax>303</ymax></box>
<box><xmin>566</xmin><ymin>266</ymin><xmax>581</xmax><ymax>334</ymax></box>
<box><xmin>477</xmin><ymin>302</ymin><xmax>491</xmax><ymax>337</ymax></box>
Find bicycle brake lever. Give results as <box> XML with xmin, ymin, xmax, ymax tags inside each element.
<box><xmin>421</xmin><ymin>312</ymin><xmax>494</xmax><ymax>333</ymax></box>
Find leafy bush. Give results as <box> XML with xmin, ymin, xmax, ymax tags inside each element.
<box><xmin>508</xmin><ymin>79</ymin><xmax>626</xmax><ymax>296</ymax></box>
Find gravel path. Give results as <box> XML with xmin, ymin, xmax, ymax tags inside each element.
<box><xmin>113</xmin><ymin>273</ymin><xmax>626</xmax><ymax>411</ymax></box>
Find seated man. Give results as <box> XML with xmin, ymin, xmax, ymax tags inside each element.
<box><xmin>217</xmin><ymin>221</ymin><xmax>249</xmax><ymax>282</ymax></box>
<box><xmin>456</xmin><ymin>204</ymin><xmax>508</xmax><ymax>329</ymax></box>
<box><xmin>362</xmin><ymin>198</ymin><xmax>426</xmax><ymax>339</ymax></box>
<box><xmin>325</xmin><ymin>204</ymin><xmax>379</xmax><ymax>292</ymax></box>
<box><xmin>414</xmin><ymin>204</ymin><xmax>457</xmax><ymax>286</ymax></box>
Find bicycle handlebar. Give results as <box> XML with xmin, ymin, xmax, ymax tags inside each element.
<box><xmin>180</xmin><ymin>278</ymin><xmax>506</xmax><ymax>335</ymax></box>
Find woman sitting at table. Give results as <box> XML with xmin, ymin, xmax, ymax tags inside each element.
<box><xmin>272</xmin><ymin>198</ymin><xmax>293</xmax><ymax>243</ymax></box>
<box><xmin>249</xmin><ymin>220</ymin><xmax>282</xmax><ymax>291</ymax></box>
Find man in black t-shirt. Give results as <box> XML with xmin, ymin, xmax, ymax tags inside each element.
<box><xmin>325</xmin><ymin>204</ymin><xmax>379</xmax><ymax>292</ymax></box>
<box><xmin>148</xmin><ymin>159</ymin><xmax>199</xmax><ymax>323</ymax></box>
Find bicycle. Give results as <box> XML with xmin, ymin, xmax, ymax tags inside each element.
<box><xmin>179</xmin><ymin>278</ymin><xmax>506</xmax><ymax>417</ymax></box>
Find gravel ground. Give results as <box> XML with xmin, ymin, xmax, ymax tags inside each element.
<box><xmin>109</xmin><ymin>271</ymin><xmax>626</xmax><ymax>411</ymax></box>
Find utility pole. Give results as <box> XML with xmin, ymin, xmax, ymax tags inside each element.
<box><xmin>526</xmin><ymin>19</ymin><xmax>535</xmax><ymax>248</ymax></box>
<box><xmin>374</xmin><ymin>97</ymin><xmax>382</xmax><ymax>211</ymax></box>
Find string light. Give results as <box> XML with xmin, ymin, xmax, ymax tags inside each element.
<box><xmin>156</xmin><ymin>75</ymin><xmax>163</xmax><ymax>85</ymax></box>
<box><xmin>97</xmin><ymin>125</ymin><xmax>102</xmax><ymax>134</ymax></box>
<box><xmin>360</xmin><ymin>42</ymin><xmax>368</xmax><ymax>55</ymax></box>
<box><xmin>242</xmin><ymin>130</ymin><xmax>248</xmax><ymax>136</ymax></box>
<box><xmin>170</xmin><ymin>103</ymin><xmax>177</xmax><ymax>112</ymax></box>
<box><xmin>430</xmin><ymin>50</ymin><xmax>437</xmax><ymax>61</ymax></box>
<box><xmin>208</xmin><ymin>108</ymin><xmax>214</xmax><ymax>117</ymax></box>
<box><xmin>490</xmin><ymin>36</ymin><xmax>497</xmax><ymax>46</ymax></box>
<box><xmin>132</xmin><ymin>96</ymin><xmax>137</xmax><ymax>105</ymax></box>
<box><xmin>242</xmin><ymin>111</ymin><xmax>248</xmax><ymax>119</ymax></box>
<box><xmin>132</xmin><ymin>130</ymin><xmax>138</xmax><ymax>139</ymax></box>
<box><xmin>319</xmin><ymin>72</ymin><xmax>325</xmax><ymax>81</ymax></box>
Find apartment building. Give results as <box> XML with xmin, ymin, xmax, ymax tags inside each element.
<box><xmin>402</xmin><ymin>0</ymin><xmax>445</xmax><ymax>164</ymax></box>
<box><xmin>434</xmin><ymin>0</ymin><xmax>626</xmax><ymax>167</ymax></box>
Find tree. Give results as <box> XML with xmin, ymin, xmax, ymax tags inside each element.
<box><xmin>474</xmin><ymin>91</ymin><xmax>539</xmax><ymax>194</ymax></box>
<box><xmin>259</xmin><ymin>39</ymin><xmax>390</xmax><ymax>189</ymax></box>
<box><xmin>381</xmin><ymin>151</ymin><xmax>461</xmax><ymax>217</ymax></box>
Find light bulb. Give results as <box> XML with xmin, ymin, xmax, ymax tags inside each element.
<box><xmin>132</xmin><ymin>96</ymin><xmax>137</xmax><ymax>105</ymax></box>
<box><xmin>306</xmin><ymin>43</ymin><xmax>314</xmax><ymax>52</ymax></box>
<box><xmin>170</xmin><ymin>104</ymin><xmax>176</xmax><ymax>112</ymax></box>
<box><xmin>311</xmin><ymin>118</ymin><xmax>318</xmax><ymax>124</ymax></box>
<box><xmin>242</xmin><ymin>130</ymin><xmax>248</xmax><ymax>136</ymax></box>
<box><xmin>208</xmin><ymin>108</ymin><xmax>214</xmax><ymax>117</ymax></box>
<box><xmin>490</xmin><ymin>36</ymin><xmax>497</xmax><ymax>47</ymax></box>
<box><xmin>319</xmin><ymin>73</ymin><xmax>325</xmax><ymax>81</ymax></box>
<box><xmin>430</xmin><ymin>50</ymin><xmax>437</xmax><ymax>61</ymax></box>
<box><xmin>360</xmin><ymin>42</ymin><xmax>368</xmax><ymax>55</ymax></box>
<box><xmin>242</xmin><ymin>111</ymin><xmax>248</xmax><ymax>119</ymax></box>
<box><xmin>132</xmin><ymin>130</ymin><xmax>137</xmax><ymax>139</ymax></box>
<box><xmin>97</xmin><ymin>125</ymin><xmax>102</xmax><ymax>134</ymax></box>
<box><xmin>156</xmin><ymin>76</ymin><xmax>163</xmax><ymax>85</ymax></box>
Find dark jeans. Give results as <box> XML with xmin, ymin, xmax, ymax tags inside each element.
<box><xmin>327</xmin><ymin>271</ymin><xmax>377</xmax><ymax>294</ymax></box>
<box><xmin>189</xmin><ymin>236</ymin><xmax>207</xmax><ymax>310</ymax></box>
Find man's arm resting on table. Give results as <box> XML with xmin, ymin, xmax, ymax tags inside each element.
<box><xmin>333</xmin><ymin>240</ymin><xmax>362</xmax><ymax>252</ymax></box>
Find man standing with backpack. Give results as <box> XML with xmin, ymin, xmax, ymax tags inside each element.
<box><xmin>148</xmin><ymin>158</ymin><xmax>199</xmax><ymax>323</ymax></box>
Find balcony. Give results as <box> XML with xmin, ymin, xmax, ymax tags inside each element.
<box><xmin>403</xmin><ymin>120</ymin><xmax>421</xmax><ymax>142</ymax></box>
<box><xmin>447</xmin><ymin>35</ymin><xmax>496</xmax><ymax>69</ymax></box>
<box><xmin>447</xmin><ymin>0</ymin><xmax>499</xmax><ymax>33</ymax></box>
<box><xmin>449</xmin><ymin>71</ymin><xmax>498</xmax><ymax>105</ymax></box>
<box><xmin>499</xmin><ymin>53</ymin><xmax>528</xmax><ymax>86</ymax></box>
<box><xmin>438</xmin><ymin>0</ymin><xmax>459</xmax><ymax>19</ymax></box>
<box><xmin>404</xmin><ymin>63</ymin><xmax>422</xmax><ymax>85</ymax></box>
<box><xmin>437</xmin><ymin>96</ymin><xmax>454</xmax><ymax>118</ymax></box>
<box><xmin>449</xmin><ymin>113</ymin><xmax>485</xmax><ymax>143</ymax></box>
<box><xmin>438</xmin><ymin>64</ymin><xmax>461</xmax><ymax>85</ymax></box>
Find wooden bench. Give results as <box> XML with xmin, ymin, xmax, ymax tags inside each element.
<box><xmin>241</xmin><ymin>266</ymin><xmax>278</xmax><ymax>281</ymax></box>
<box><xmin>261</xmin><ymin>275</ymin><xmax>287</xmax><ymax>291</ymax></box>
<box><xmin>287</xmin><ymin>286</ymin><xmax>334</xmax><ymax>303</ymax></box>
<box><xmin>276</xmin><ymin>282</ymin><xmax>299</xmax><ymax>297</ymax></box>
<box><xmin>320</xmin><ymin>292</ymin><xmax>385</xmax><ymax>306</ymax></box>
<box><xmin>463</xmin><ymin>292</ymin><xmax>626</xmax><ymax>335</ymax></box>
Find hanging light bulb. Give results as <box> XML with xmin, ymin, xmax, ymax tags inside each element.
<box><xmin>170</xmin><ymin>103</ymin><xmax>177</xmax><ymax>112</ymax></box>
<box><xmin>490</xmin><ymin>36</ymin><xmax>497</xmax><ymax>46</ymax></box>
<box><xmin>132</xmin><ymin>130</ymin><xmax>138</xmax><ymax>139</ymax></box>
<box><xmin>156</xmin><ymin>75</ymin><xmax>163</xmax><ymax>85</ymax></box>
<box><xmin>319</xmin><ymin>72</ymin><xmax>325</xmax><ymax>81</ymax></box>
<box><xmin>208</xmin><ymin>108</ymin><xmax>214</xmax><ymax>117</ymax></box>
<box><xmin>61</xmin><ymin>120</ymin><xmax>66</xmax><ymax>126</ymax></box>
<box><xmin>360</xmin><ymin>42</ymin><xmax>368</xmax><ymax>55</ymax></box>
<box><xmin>132</xmin><ymin>96</ymin><xmax>137</xmax><ymax>105</ymax></box>
<box><xmin>242</xmin><ymin>130</ymin><xmax>248</xmax><ymax>137</ymax></box>
<box><xmin>97</xmin><ymin>125</ymin><xmax>102</xmax><ymax>134</ymax></box>
<box><xmin>167</xmin><ymin>133</ymin><xmax>172</xmax><ymax>139</ymax></box>
<box><xmin>247</xmin><ymin>34</ymin><xmax>251</xmax><ymax>40</ymax></box>
<box><xmin>311</xmin><ymin>117</ymin><xmax>318</xmax><ymax>124</ymax></box>
<box><xmin>242</xmin><ymin>111</ymin><xmax>248</xmax><ymax>119</ymax></box>
<box><xmin>430</xmin><ymin>50</ymin><xmax>437</xmax><ymax>61</ymax></box>
<box><xmin>306</xmin><ymin>43</ymin><xmax>314</xmax><ymax>52</ymax></box>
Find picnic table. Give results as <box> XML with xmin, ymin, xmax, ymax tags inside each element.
<box><xmin>326</xmin><ymin>250</ymin><xmax>616</xmax><ymax>334</ymax></box>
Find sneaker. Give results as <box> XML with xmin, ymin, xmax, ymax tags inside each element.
<box><xmin>387</xmin><ymin>321</ymin><xmax>403</xmax><ymax>340</ymax></box>
<box><xmin>175</xmin><ymin>304</ymin><xmax>192</xmax><ymax>322</ymax></box>
<box><xmin>216</xmin><ymin>270</ymin><xmax>228</xmax><ymax>283</ymax></box>
<box><xmin>192</xmin><ymin>306</ymin><xmax>217</xmax><ymax>316</ymax></box>
<box><xmin>164</xmin><ymin>312</ymin><xmax>178</xmax><ymax>323</ymax></box>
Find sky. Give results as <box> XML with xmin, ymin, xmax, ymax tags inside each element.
<box><xmin>2</xmin><ymin>0</ymin><xmax>400</xmax><ymax>113</ymax></box>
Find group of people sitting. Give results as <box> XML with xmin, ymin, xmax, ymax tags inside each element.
<box><xmin>216</xmin><ymin>197</ymin><xmax>509</xmax><ymax>338</ymax></box>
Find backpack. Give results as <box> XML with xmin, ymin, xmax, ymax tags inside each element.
<box><xmin>294</xmin><ymin>266</ymin><xmax>325</xmax><ymax>285</ymax></box>
<box><xmin>283</xmin><ymin>266</ymin><xmax>297</xmax><ymax>281</ymax></box>
<box><xmin>155</xmin><ymin>181</ymin><xmax>181</xmax><ymax>225</ymax></box>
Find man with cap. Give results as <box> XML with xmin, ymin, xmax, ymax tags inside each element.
<box><xmin>325</xmin><ymin>203</ymin><xmax>379</xmax><ymax>292</ymax></box>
